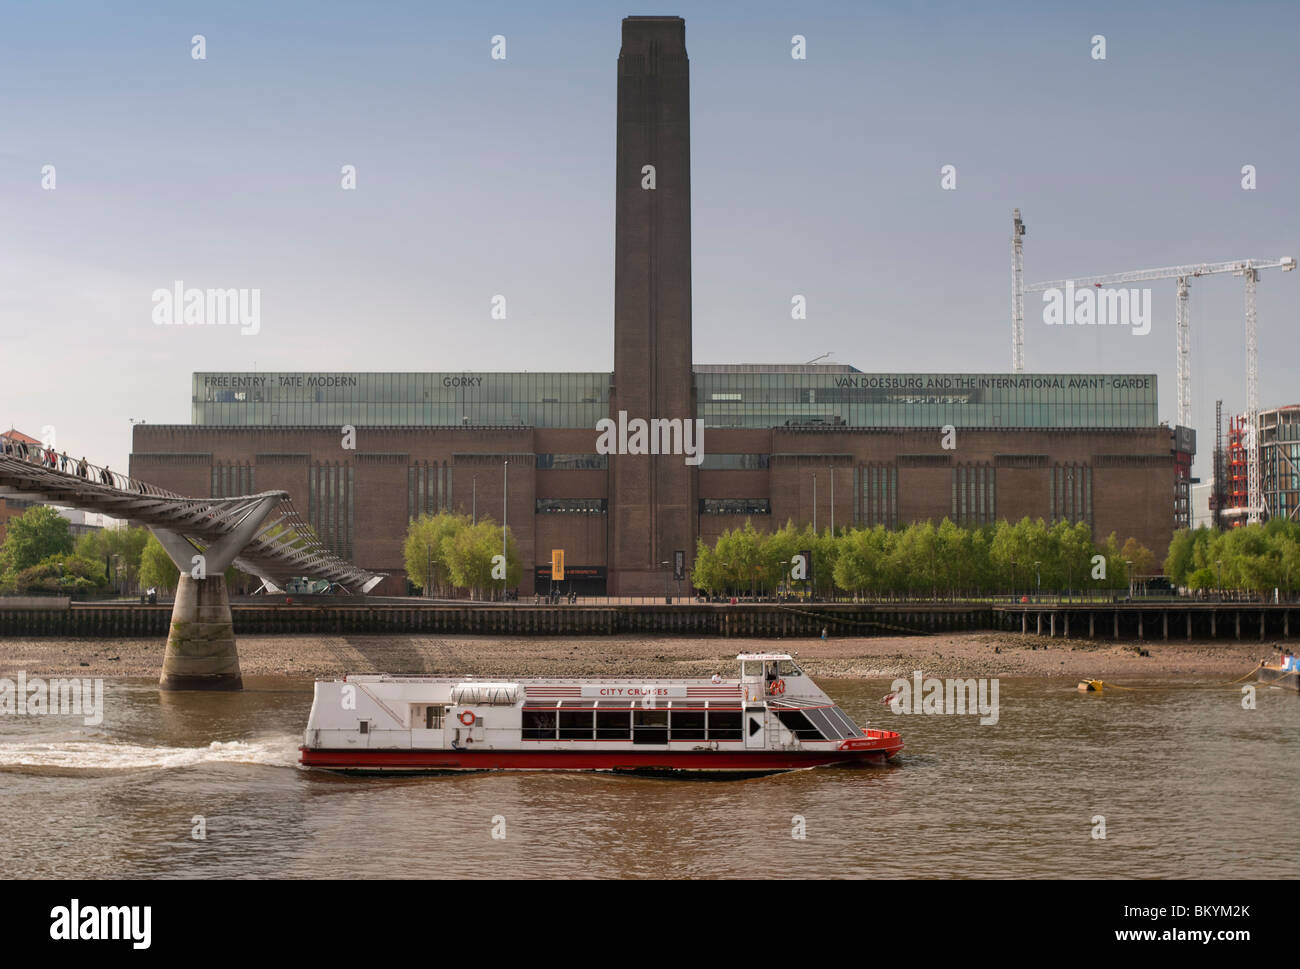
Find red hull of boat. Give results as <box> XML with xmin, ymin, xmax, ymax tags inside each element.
<box><xmin>299</xmin><ymin>740</ymin><xmax>903</xmax><ymax>774</ymax></box>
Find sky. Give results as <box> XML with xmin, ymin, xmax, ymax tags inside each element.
<box><xmin>2</xmin><ymin>0</ymin><xmax>1297</xmax><ymax>479</ymax></box>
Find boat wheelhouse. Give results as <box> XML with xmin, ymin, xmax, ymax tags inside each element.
<box><xmin>300</xmin><ymin>652</ymin><xmax>903</xmax><ymax>775</ymax></box>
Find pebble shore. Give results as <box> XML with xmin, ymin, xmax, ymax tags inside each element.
<box><xmin>0</xmin><ymin>631</ymin><xmax>1275</xmax><ymax>681</ymax></box>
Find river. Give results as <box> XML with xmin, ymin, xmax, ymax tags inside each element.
<box><xmin>1</xmin><ymin>673</ymin><xmax>1294</xmax><ymax>878</ymax></box>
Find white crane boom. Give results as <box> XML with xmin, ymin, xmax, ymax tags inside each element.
<box><xmin>1026</xmin><ymin>257</ymin><xmax>1294</xmax><ymax>292</ymax></box>
<box><xmin>1019</xmin><ymin>253</ymin><xmax>1294</xmax><ymax>523</ymax></box>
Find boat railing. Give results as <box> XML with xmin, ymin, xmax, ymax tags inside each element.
<box><xmin>362</xmin><ymin>673</ymin><xmax>745</xmax><ymax>687</ymax></box>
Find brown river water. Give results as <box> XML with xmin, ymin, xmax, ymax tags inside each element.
<box><xmin>0</xmin><ymin>670</ymin><xmax>1295</xmax><ymax>879</ymax></box>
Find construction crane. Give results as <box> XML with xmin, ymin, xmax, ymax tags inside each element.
<box><xmin>1011</xmin><ymin>210</ymin><xmax>1026</xmax><ymax>372</ymax></box>
<box><xmin>1018</xmin><ymin>247</ymin><xmax>1294</xmax><ymax>523</ymax></box>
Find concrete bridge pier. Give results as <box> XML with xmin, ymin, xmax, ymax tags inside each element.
<box><xmin>152</xmin><ymin>495</ymin><xmax>280</xmax><ymax>691</ymax></box>
<box><xmin>160</xmin><ymin>573</ymin><xmax>240</xmax><ymax>690</ymax></box>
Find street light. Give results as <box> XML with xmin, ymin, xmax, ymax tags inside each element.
<box><xmin>812</xmin><ymin>472</ymin><xmax>817</xmax><ymax>533</ymax></box>
<box><xmin>502</xmin><ymin>460</ymin><xmax>509</xmax><ymax>601</ymax></box>
<box><xmin>1010</xmin><ymin>559</ymin><xmax>1016</xmax><ymax>600</ymax></box>
<box><xmin>472</xmin><ymin>473</ymin><xmax>478</xmax><ymax>524</ymax></box>
<box><xmin>1034</xmin><ymin>560</ymin><xmax>1041</xmax><ymax>598</ymax></box>
<box><xmin>1126</xmin><ymin>559</ymin><xmax>1134</xmax><ymax>599</ymax></box>
<box><xmin>1215</xmin><ymin>558</ymin><xmax>1223</xmax><ymax>598</ymax></box>
<box><xmin>661</xmin><ymin>560</ymin><xmax>671</xmax><ymax>605</ymax></box>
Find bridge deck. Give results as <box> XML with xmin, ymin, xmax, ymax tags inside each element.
<box><xmin>0</xmin><ymin>449</ymin><xmax>382</xmax><ymax>593</ymax></box>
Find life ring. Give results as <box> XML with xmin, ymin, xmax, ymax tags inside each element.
<box><xmin>458</xmin><ymin>710</ymin><xmax>476</xmax><ymax>727</ymax></box>
<box><xmin>768</xmin><ymin>678</ymin><xmax>786</xmax><ymax>696</ymax></box>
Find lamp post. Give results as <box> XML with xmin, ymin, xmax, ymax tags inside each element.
<box><xmin>1034</xmin><ymin>560</ymin><xmax>1041</xmax><ymax>598</ymax></box>
<box><xmin>1010</xmin><ymin>559</ymin><xmax>1016</xmax><ymax>601</ymax></box>
<box><xmin>1215</xmin><ymin>558</ymin><xmax>1223</xmax><ymax>599</ymax></box>
<box><xmin>472</xmin><ymin>473</ymin><xmax>478</xmax><ymax>524</ymax></box>
<box><xmin>829</xmin><ymin>465</ymin><xmax>835</xmax><ymax>534</ymax></box>
<box><xmin>661</xmin><ymin>560</ymin><xmax>671</xmax><ymax>605</ymax></box>
<box><xmin>1126</xmin><ymin>559</ymin><xmax>1134</xmax><ymax>599</ymax></box>
<box><xmin>502</xmin><ymin>460</ymin><xmax>509</xmax><ymax>601</ymax></box>
<box><xmin>812</xmin><ymin>473</ymin><xmax>818</xmax><ymax>533</ymax></box>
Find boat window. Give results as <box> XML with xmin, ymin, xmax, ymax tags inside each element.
<box><xmin>802</xmin><ymin>706</ymin><xmax>851</xmax><ymax>740</ymax></box>
<box><xmin>424</xmin><ymin>705</ymin><xmax>446</xmax><ymax>729</ymax></box>
<box><xmin>826</xmin><ymin>706</ymin><xmax>862</xmax><ymax>737</ymax></box>
<box><xmin>778</xmin><ymin>659</ymin><xmax>803</xmax><ymax>677</ymax></box>
<box><xmin>522</xmin><ymin>709</ymin><xmax>557</xmax><ymax>740</ymax></box>
<box><xmin>358</xmin><ymin>720</ymin><xmax>370</xmax><ymax>735</ymax></box>
<box><xmin>775</xmin><ymin>709</ymin><xmax>825</xmax><ymax>740</ymax></box>
<box><xmin>559</xmin><ymin>710</ymin><xmax>594</xmax><ymax>740</ymax></box>
<box><xmin>596</xmin><ymin>709</ymin><xmax>632</xmax><ymax>740</ymax></box>
<box><xmin>670</xmin><ymin>710</ymin><xmax>706</xmax><ymax>741</ymax></box>
<box><xmin>706</xmin><ymin>710</ymin><xmax>742</xmax><ymax>742</ymax></box>
<box><xmin>633</xmin><ymin>708</ymin><xmax>668</xmax><ymax>744</ymax></box>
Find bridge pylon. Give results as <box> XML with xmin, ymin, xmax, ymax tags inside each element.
<box><xmin>151</xmin><ymin>494</ymin><xmax>281</xmax><ymax>691</ymax></box>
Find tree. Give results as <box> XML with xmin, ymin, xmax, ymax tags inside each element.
<box><xmin>1095</xmin><ymin>532</ymin><xmax>1127</xmax><ymax>591</ymax></box>
<box><xmin>762</xmin><ymin>520</ymin><xmax>801</xmax><ymax>595</ymax></box>
<box><xmin>1</xmin><ymin>505</ymin><xmax>73</xmax><ymax>574</ymax></box>
<box><xmin>991</xmin><ymin>517</ymin><xmax>1050</xmax><ymax>595</ymax></box>
<box><xmin>1119</xmin><ymin>537</ymin><xmax>1156</xmax><ymax>589</ymax></box>
<box><xmin>76</xmin><ymin>525</ymin><xmax>151</xmax><ymax>593</ymax></box>
<box><xmin>444</xmin><ymin>518</ymin><xmax>520</xmax><ymax>599</ymax></box>
<box><xmin>1273</xmin><ymin>524</ymin><xmax>1300</xmax><ymax>594</ymax></box>
<box><xmin>13</xmin><ymin>554</ymin><xmax>109</xmax><ymax>595</ymax></box>
<box><xmin>833</xmin><ymin>525</ymin><xmax>893</xmax><ymax>598</ymax></box>
<box><xmin>690</xmin><ymin>515</ymin><xmax>1172</xmax><ymax>600</ymax></box>
<box><xmin>138</xmin><ymin>534</ymin><xmax>180</xmax><ymax>592</ymax></box>
<box><xmin>691</xmin><ymin>537</ymin><xmax>725</xmax><ymax>594</ymax></box>
<box><xmin>1163</xmin><ymin>528</ymin><xmax>1199</xmax><ymax>587</ymax></box>
<box><xmin>714</xmin><ymin>523</ymin><xmax>759</xmax><ymax>597</ymax></box>
<box><xmin>934</xmin><ymin>518</ymin><xmax>968</xmax><ymax>596</ymax></box>
<box><xmin>404</xmin><ymin>512</ymin><xmax>468</xmax><ymax>596</ymax></box>
<box><xmin>1055</xmin><ymin>520</ymin><xmax>1094</xmax><ymax>598</ymax></box>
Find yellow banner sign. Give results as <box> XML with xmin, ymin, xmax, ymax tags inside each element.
<box><xmin>551</xmin><ymin>549</ymin><xmax>565</xmax><ymax>580</ymax></box>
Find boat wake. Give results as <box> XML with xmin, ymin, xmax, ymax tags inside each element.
<box><xmin>0</xmin><ymin>737</ymin><xmax>300</xmax><ymax>772</ymax></box>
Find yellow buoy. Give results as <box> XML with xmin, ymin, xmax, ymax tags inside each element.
<box><xmin>1077</xmin><ymin>679</ymin><xmax>1104</xmax><ymax>692</ymax></box>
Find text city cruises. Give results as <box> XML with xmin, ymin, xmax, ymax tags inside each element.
<box><xmin>300</xmin><ymin>653</ymin><xmax>903</xmax><ymax>775</ymax></box>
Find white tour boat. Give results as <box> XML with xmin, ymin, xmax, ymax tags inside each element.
<box><xmin>300</xmin><ymin>652</ymin><xmax>903</xmax><ymax>775</ymax></box>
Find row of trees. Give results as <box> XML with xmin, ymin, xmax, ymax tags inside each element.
<box><xmin>403</xmin><ymin>512</ymin><xmax>522</xmax><ymax>599</ymax></box>
<box><xmin>692</xmin><ymin>518</ymin><xmax>1158</xmax><ymax>598</ymax></box>
<box><xmin>0</xmin><ymin>504</ymin><xmax>247</xmax><ymax>596</ymax></box>
<box><xmin>1164</xmin><ymin>520</ymin><xmax>1300</xmax><ymax>594</ymax></box>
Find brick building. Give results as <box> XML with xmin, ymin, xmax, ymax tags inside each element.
<box><xmin>128</xmin><ymin>18</ymin><xmax>1183</xmax><ymax>595</ymax></box>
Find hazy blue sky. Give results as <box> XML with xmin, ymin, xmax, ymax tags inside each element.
<box><xmin>2</xmin><ymin>0</ymin><xmax>1297</xmax><ymax>478</ymax></box>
